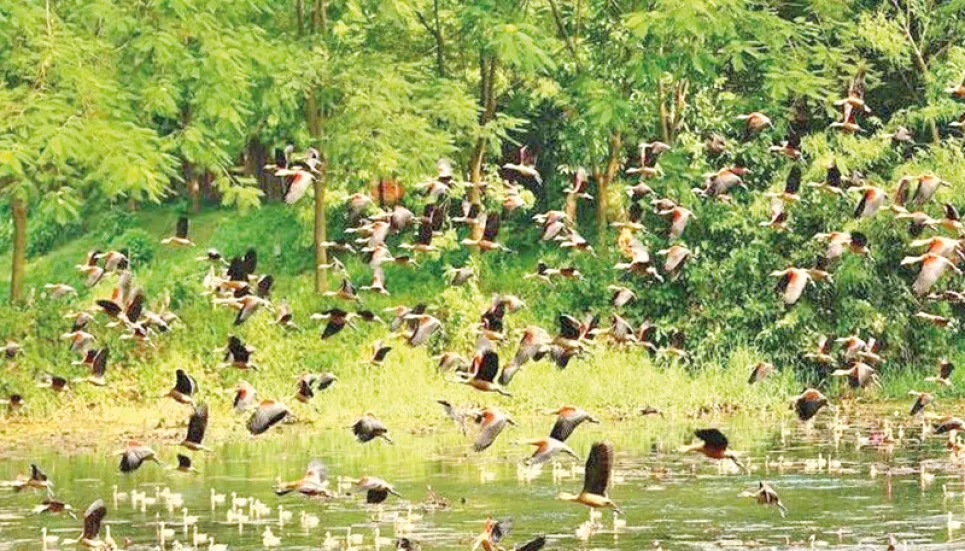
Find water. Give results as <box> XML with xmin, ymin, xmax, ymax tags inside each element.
<box><xmin>1</xmin><ymin>408</ymin><xmax>964</xmax><ymax>550</ymax></box>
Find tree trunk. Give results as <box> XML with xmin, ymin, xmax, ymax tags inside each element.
<box><xmin>468</xmin><ymin>54</ymin><xmax>498</xmax><ymax>230</ymax></box>
<box><xmin>313</xmin><ymin>165</ymin><xmax>328</xmax><ymax>293</ymax></box>
<box><xmin>306</xmin><ymin>89</ymin><xmax>327</xmax><ymax>293</ymax></box>
<box><xmin>9</xmin><ymin>196</ymin><xmax>26</xmax><ymax>304</ymax></box>
<box><xmin>596</xmin><ymin>132</ymin><xmax>622</xmax><ymax>248</ymax></box>
<box><xmin>564</xmin><ymin>192</ymin><xmax>577</xmax><ymax>225</ymax></box>
<box><xmin>189</xmin><ymin>178</ymin><xmax>201</xmax><ymax>213</ymax></box>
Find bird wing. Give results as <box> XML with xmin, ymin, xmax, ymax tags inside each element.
<box><xmin>177</xmin><ymin>454</ymin><xmax>192</xmax><ymax>470</ymax></box>
<box><xmin>474</xmin><ymin>416</ymin><xmax>507</xmax><ymax>451</ymax></box>
<box><xmin>120</xmin><ymin>446</ymin><xmax>154</xmax><ymax>472</ymax></box>
<box><xmin>174</xmin><ymin>369</ymin><xmax>196</xmax><ymax>396</ymax></box>
<box><xmin>248</xmin><ymin>402</ymin><xmax>289</xmax><ymax>435</ymax></box>
<box><xmin>82</xmin><ymin>499</ymin><xmax>106</xmax><ymax>540</ymax></box>
<box><xmin>695</xmin><ymin>428</ymin><xmax>728</xmax><ymax>450</ymax></box>
<box><xmin>92</xmin><ymin>347</ymin><xmax>109</xmax><ymax>377</ymax></box>
<box><xmin>257</xmin><ymin>275</ymin><xmax>274</xmax><ymax>298</ymax></box>
<box><xmin>550</xmin><ymin>415</ymin><xmax>578</xmax><ymax>442</ymax></box>
<box><xmin>492</xmin><ymin>517</ymin><xmax>514</xmax><ymax>543</ymax></box>
<box><xmin>242</xmin><ymin>248</ymin><xmax>258</xmax><ymax>277</ymax></box>
<box><xmin>96</xmin><ymin>299</ymin><xmax>122</xmax><ymax>317</ymax></box>
<box><xmin>186</xmin><ymin>403</ymin><xmax>209</xmax><ymax>444</ymax></box>
<box><xmin>30</xmin><ymin>464</ymin><xmax>47</xmax><ymax>481</ymax></box>
<box><xmin>785</xmin><ymin>165</ymin><xmax>801</xmax><ymax>194</ymax></box>
<box><xmin>515</xmin><ymin>536</ymin><xmax>547</xmax><ymax>551</ymax></box>
<box><xmin>582</xmin><ymin>442</ymin><xmax>613</xmax><ymax>496</ymax></box>
<box><xmin>126</xmin><ymin>290</ymin><xmax>145</xmax><ymax>323</ymax></box>
<box><xmin>941</xmin><ymin>361</ymin><xmax>955</xmax><ymax>379</ymax></box>
<box><xmin>305</xmin><ymin>460</ymin><xmax>328</xmax><ymax>483</ymax></box>
<box><xmin>558</xmin><ymin>315</ymin><xmax>582</xmax><ymax>340</ymax></box>
<box><xmin>474</xmin><ymin>350</ymin><xmax>500</xmax><ymax>383</ymax></box>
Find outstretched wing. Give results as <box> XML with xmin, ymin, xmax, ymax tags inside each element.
<box><xmin>582</xmin><ymin>442</ymin><xmax>613</xmax><ymax>496</ymax></box>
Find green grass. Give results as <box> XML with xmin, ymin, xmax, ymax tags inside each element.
<box><xmin>0</xmin><ymin>203</ymin><xmax>958</xmax><ymax>430</ymax></box>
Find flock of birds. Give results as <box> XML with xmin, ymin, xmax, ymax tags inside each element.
<box><xmin>4</xmin><ymin>70</ymin><xmax>965</xmax><ymax>550</ymax></box>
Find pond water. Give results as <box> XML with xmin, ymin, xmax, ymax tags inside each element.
<box><xmin>1</xmin><ymin>406</ymin><xmax>964</xmax><ymax>550</ymax></box>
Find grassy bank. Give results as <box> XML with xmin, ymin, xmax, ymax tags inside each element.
<box><xmin>0</xmin><ymin>204</ymin><xmax>960</xmax><ymax>441</ymax></box>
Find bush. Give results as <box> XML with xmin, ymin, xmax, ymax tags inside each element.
<box><xmin>110</xmin><ymin>228</ymin><xmax>155</xmax><ymax>265</ymax></box>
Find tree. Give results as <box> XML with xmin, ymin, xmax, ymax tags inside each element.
<box><xmin>0</xmin><ymin>2</ymin><xmax>174</xmax><ymax>303</ymax></box>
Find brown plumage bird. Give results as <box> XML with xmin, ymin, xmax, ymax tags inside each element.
<box><xmin>180</xmin><ymin>403</ymin><xmax>210</xmax><ymax>451</ymax></box>
<box><xmin>117</xmin><ymin>441</ymin><xmax>161</xmax><ymax>473</ymax></box>
<box><xmin>166</xmin><ymin>369</ymin><xmax>197</xmax><ymax>404</ymax></box>
<box><xmin>275</xmin><ymin>460</ymin><xmax>333</xmax><ymax>497</ymax></box>
<box><xmin>557</xmin><ymin>441</ymin><xmax>621</xmax><ymax>512</ymax></box>
<box><xmin>457</xmin><ymin>350</ymin><xmax>512</xmax><ymax>397</ymax></box>
<box><xmin>925</xmin><ymin>359</ymin><xmax>955</xmax><ymax>387</ymax></box>
<box><xmin>908</xmin><ymin>391</ymin><xmax>933</xmax><ymax>416</ymax></box>
<box><xmin>352</xmin><ymin>476</ymin><xmax>401</xmax><ymax>504</ymax></box>
<box><xmin>473</xmin><ymin>408</ymin><xmax>515</xmax><ymax>452</ymax></box>
<box><xmin>161</xmin><ymin>216</ymin><xmax>195</xmax><ymax>246</ymax></box>
<box><xmin>681</xmin><ymin>429</ymin><xmax>746</xmax><ymax>472</ymax></box>
<box><xmin>77</xmin><ymin>499</ymin><xmax>107</xmax><ymax>548</ymax></box>
<box><xmin>832</xmin><ymin>361</ymin><xmax>880</xmax><ymax>389</ymax></box>
<box><xmin>548</xmin><ymin>406</ymin><xmax>599</xmax><ymax>442</ymax></box>
<box><xmin>8</xmin><ymin>464</ymin><xmax>52</xmax><ymax>493</ymax></box>
<box><xmin>233</xmin><ymin>380</ymin><xmax>257</xmax><ymax>413</ymax></box>
<box><xmin>740</xmin><ymin>481</ymin><xmax>788</xmax><ymax>517</ymax></box>
<box><xmin>351</xmin><ymin>412</ymin><xmax>393</xmax><ymax>444</ymax></box>
<box><xmin>791</xmin><ymin>389</ymin><xmax>829</xmax><ymax>421</ymax></box>
<box><xmin>248</xmin><ymin>400</ymin><xmax>292</xmax><ymax>435</ymax></box>
<box><xmin>748</xmin><ymin>362</ymin><xmax>774</xmax><ymax>384</ymax></box>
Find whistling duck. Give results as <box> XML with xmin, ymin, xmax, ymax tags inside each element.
<box><xmin>0</xmin><ymin>393</ymin><xmax>24</xmax><ymax>411</ymax></box>
<box><xmin>77</xmin><ymin>499</ymin><xmax>107</xmax><ymax>548</ymax></box>
<box><xmin>473</xmin><ymin>408</ymin><xmax>515</xmax><ymax>452</ymax></box>
<box><xmin>196</xmin><ymin>248</ymin><xmax>228</xmax><ymax>265</ymax></box>
<box><xmin>9</xmin><ymin>464</ymin><xmax>52</xmax><ymax>493</ymax></box>
<box><xmin>925</xmin><ymin>359</ymin><xmax>955</xmax><ymax>387</ymax></box>
<box><xmin>180</xmin><ymin>403</ymin><xmax>210</xmax><ymax>451</ymax></box>
<box><xmin>276</xmin><ymin>166</ymin><xmax>316</xmax><ymax>204</ymax></box>
<box><xmin>768</xmin><ymin>166</ymin><xmax>803</xmax><ymax>206</ymax></box>
<box><xmin>232</xmin><ymin>380</ymin><xmax>257</xmax><ymax>412</ymax></box>
<box><xmin>835</xmin><ymin>67</ymin><xmax>870</xmax><ymax>110</ymax></box>
<box><xmin>832</xmin><ymin>361</ymin><xmax>880</xmax><ymax>389</ymax></box>
<box><xmin>247</xmin><ymin>400</ymin><xmax>292</xmax><ymax>435</ymax></box>
<box><xmin>521</xmin><ymin>437</ymin><xmax>579</xmax><ymax>465</ymax></box>
<box><xmin>626</xmin><ymin>141</ymin><xmax>670</xmax><ymax>178</ymax></box>
<box><xmin>161</xmin><ymin>216</ymin><xmax>195</xmax><ymax>246</ymax></box>
<box><xmin>945</xmin><ymin>77</ymin><xmax>965</xmax><ymax>99</ymax></box>
<box><xmin>535</xmin><ymin>210</ymin><xmax>569</xmax><ymax>241</ymax></box>
<box><xmin>705</xmin><ymin>132</ymin><xmax>728</xmax><ymax>155</ymax></box>
<box><xmin>557</xmin><ymin>441</ymin><xmax>621</xmax><ymax>512</ymax></box>
<box><xmin>75</xmin><ymin>347</ymin><xmax>109</xmax><ymax>386</ymax></box>
<box><xmin>166</xmin><ymin>369</ymin><xmax>197</xmax><ymax>404</ymax></box>
<box><xmin>911</xmin><ymin>173</ymin><xmax>947</xmax><ymax>205</ymax></box>
<box><xmin>33</xmin><ymin>497</ymin><xmax>76</xmax><ymax>518</ymax></box>
<box><xmin>836</xmin><ymin>333</ymin><xmax>867</xmax><ymax>360</ymax></box>
<box><xmin>75</xmin><ymin>251</ymin><xmax>105</xmax><ymax>287</ymax></box>
<box><xmin>658</xmin><ymin>244</ymin><xmax>693</xmax><ymax>277</ymax></box>
<box><xmin>771</xmin><ymin>267</ymin><xmax>825</xmax><ymax>305</ymax></box>
<box><xmin>814</xmin><ymin>231</ymin><xmax>870</xmax><ymax>260</ymax></box>
<box><xmin>682</xmin><ymin>429</ymin><xmax>748</xmax><ymax>470</ymax></box>
<box><xmin>96</xmin><ymin>250</ymin><xmax>129</xmax><ymax>272</ymax></box>
<box><xmin>915</xmin><ymin>311</ymin><xmax>951</xmax><ymax>327</ymax></box>
<box><xmin>657</xmin><ymin>205</ymin><xmax>696</xmax><ymax>240</ymax></box>
<box><xmin>38</xmin><ymin>374</ymin><xmax>69</xmax><ymax>393</ymax></box>
<box><xmin>740</xmin><ymin>482</ymin><xmax>788</xmax><ymax>517</ymax></box>
<box><xmin>614</xmin><ymin>237</ymin><xmax>663</xmax><ymax>281</ymax></box>
<box><xmin>547</xmin><ymin>406</ymin><xmax>599</xmax><ymax>442</ymax></box>
<box><xmin>760</xmin><ymin>197</ymin><xmax>788</xmax><ymax>231</ymax></box>
<box><xmin>455</xmin><ymin>350</ymin><xmax>512</xmax><ymax>397</ymax></box>
<box><xmin>3</xmin><ymin>340</ymin><xmax>22</xmax><ymax>360</ymax></box>
<box><xmin>221</xmin><ymin>334</ymin><xmax>257</xmax><ymax>369</ymax></box>
<box><xmin>738</xmin><ymin>111</ymin><xmax>773</xmax><ymax>136</ymax></box>
<box><xmin>563</xmin><ymin>167</ymin><xmax>593</xmax><ymax>199</ymax></box>
<box><xmin>852</xmin><ymin>185</ymin><xmax>887</xmax><ymax>218</ymax></box>
<box><xmin>908</xmin><ymin>391</ymin><xmax>933</xmax><ymax>416</ymax></box>
<box><xmin>768</xmin><ymin>131</ymin><xmax>802</xmax><ymax>159</ymax></box>
<box><xmin>471</xmin><ymin>516</ymin><xmax>515</xmax><ymax>551</ymax></box>
<box><xmin>368</xmin><ymin>339</ymin><xmax>392</xmax><ymax>365</ymax></box>
<box><xmin>791</xmin><ymin>388</ymin><xmax>829</xmax><ymax>421</ymax></box>
<box><xmin>45</xmin><ymin>283</ymin><xmax>77</xmax><ymax>299</ymax></box>
<box><xmin>608</xmin><ymin>285</ymin><xmax>636</xmax><ymax>308</ymax></box>
<box><xmin>901</xmin><ymin>253</ymin><xmax>962</xmax><ymax>295</ymax></box>
<box><xmin>351</xmin><ymin>412</ymin><xmax>393</xmax><ymax>444</ymax></box>
<box><xmin>499</xmin><ymin>326</ymin><xmax>551</xmax><ymax>385</ymax></box>
<box><xmin>312</xmin><ymin>308</ymin><xmax>358</xmax><ymax>339</ymax></box>
<box><xmin>405</xmin><ymin>314</ymin><xmax>441</xmax><ymax>347</ymax></box>
<box><xmin>502</xmin><ymin>146</ymin><xmax>542</xmax><ymax>184</ymax></box>
<box><xmin>831</xmin><ymin>103</ymin><xmax>863</xmax><ymax>133</ymax></box>
<box><xmin>696</xmin><ymin>167</ymin><xmax>750</xmax><ymax>199</ymax></box>
<box><xmin>748</xmin><ymin>362</ymin><xmax>774</xmax><ymax>384</ymax></box>
<box><xmin>352</xmin><ymin>476</ymin><xmax>401</xmax><ymax>504</ymax></box>
<box><xmin>173</xmin><ymin>454</ymin><xmax>196</xmax><ymax>473</ymax></box>
<box><xmin>463</xmin><ymin>212</ymin><xmax>513</xmax><ymax>252</ymax></box>
<box><xmin>884</xmin><ymin>126</ymin><xmax>914</xmax><ymax>144</ymax></box>
<box><xmin>806</xmin><ymin>161</ymin><xmax>845</xmax><ymax>195</ymax></box>
<box><xmin>275</xmin><ymin>460</ymin><xmax>333</xmax><ymax>497</ymax></box>
<box><xmin>116</xmin><ymin>441</ymin><xmax>161</xmax><ymax>472</ymax></box>
<box><xmin>270</xmin><ymin>300</ymin><xmax>297</xmax><ymax>328</ymax></box>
